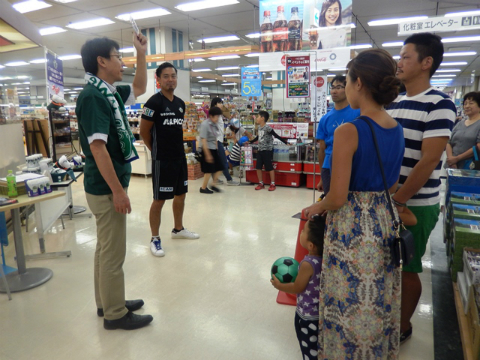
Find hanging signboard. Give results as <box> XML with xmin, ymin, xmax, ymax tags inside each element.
<box><xmin>46</xmin><ymin>52</ymin><xmax>64</xmax><ymax>100</ymax></box>
<box><xmin>398</xmin><ymin>15</ymin><xmax>480</xmax><ymax>35</ymax></box>
<box><xmin>286</xmin><ymin>55</ymin><xmax>310</xmax><ymax>98</ymax></box>
<box><xmin>311</xmin><ymin>75</ymin><xmax>328</xmax><ymax>122</ymax></box>
<box><xmin>241</xmin><ymin>67</ymin><xmax>262</xmax><ymax>97</ymax></box>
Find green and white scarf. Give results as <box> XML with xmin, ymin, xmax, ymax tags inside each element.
<box><xmin>85</xmin><ymin>73</ymin><xmax>138</xmax><ymax>163</ymax></box>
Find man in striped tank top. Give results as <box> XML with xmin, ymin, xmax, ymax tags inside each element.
<box><xmin>386</xmin><ymin>33</ymin><xmax>456</xmax><ymax>344</ymax></box>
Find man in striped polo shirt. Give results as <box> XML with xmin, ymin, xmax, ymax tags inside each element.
<box><xmin>386</xmin><ymin>33</ymin><xmax>456</xmax><ymax>343</ymax></box>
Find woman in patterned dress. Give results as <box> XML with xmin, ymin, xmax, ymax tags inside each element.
<box><xmin>304</xmin><ymin>49</ymin><xmax>405</xmax><ymax>359</ymax></box>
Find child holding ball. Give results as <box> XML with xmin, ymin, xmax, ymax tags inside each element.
<box><xmin>271</xmin><ymin>216</ymin><xmax>325</xmax><ymax>360</ymax></box>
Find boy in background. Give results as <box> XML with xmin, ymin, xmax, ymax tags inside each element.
<box><xmin>249</xmin><ymin>111</ymin><xmax>288</xmax><ymax>191</ymax></box>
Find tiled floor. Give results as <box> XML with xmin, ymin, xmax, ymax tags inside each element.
<box><xmin>0</xmin><ymin>176</ymin><xmax>435</xmax><ymax>359</ymax></box>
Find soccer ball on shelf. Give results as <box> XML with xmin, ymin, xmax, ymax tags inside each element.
<box><xmin>271</xmin><ymin>257</ymin><xmax>299</xmax><ymax>283</ymax></box>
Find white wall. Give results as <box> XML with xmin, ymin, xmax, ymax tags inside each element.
<box><xmin>136</xmin><ymin>68</ymin><xmax>191</xmax><ymax>104</ymax></box>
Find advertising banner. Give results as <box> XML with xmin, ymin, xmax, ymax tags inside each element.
<box><xmin>286</xmin><ymin>55</ymin><xmax>310</xmax><ymax>98</ymax></box>
<box><xmin>398</xmin><ymin>15</ymin><xmax>480</xmax><ymax>35</ymax></box>
<box><xmin>270</xmin><ymin>122</ymin><xmax>309</xmax><ymax>140</ymax></box>
<box><xmin>46</xmin><ymin>52</ymin><xmax>64</xmax><ymax>100</ymax></box>
<box><xmin>311</xmin><ymin>75</ymin><xmax>328</xmax><ymax>121</ymax></box>
<box><xmin>241</xmin><ymin>67</ymin><xmax>262</xmax><ymax>97</ymax></box>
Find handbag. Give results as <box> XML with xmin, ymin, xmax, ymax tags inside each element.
<box><xmin>463</xmin><ymin>146</ymin><xmax>480</xmax><ymax>171</ymax></box>
<box><xmin>360</xmin><ymin>117</ymin><xmax>415</xmax><ymax>268</ymax></box>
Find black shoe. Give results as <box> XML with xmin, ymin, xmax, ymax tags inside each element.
<box><xmin>400</xmin><ymin>326</ymin><xmax>412</xmax><ymax>344</ymax></box>
<box><xmin>97</xmin><ymin>299</ymin><xmax>144</xmax><ymax>317</ymax></box>
<box><xmin>104</xmin><ymin>311</ymin><xmax>153</xmax><ymax>330</ymax></box>
<box><xmin>200</xmin><ymin>187</ymin><xmax>213</xmax><ymax>194</ymax></box>
<box><xmin>211</xmin><ymin>186</ymin><xmax>222</xmax><ymax>193</ymax></box>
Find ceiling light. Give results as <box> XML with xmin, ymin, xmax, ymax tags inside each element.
<box><xmin>30</xmin><ymin>59</ymin><xmax>46</xmax><ymax>64</ymax></box>
<box><xmin>197</xmin><ymin>35</ymin><xmax>239</xmax><ymax>44</ymax></box>
<box><xmin>216</xmin><ymin>66</ymin><xmax>240</xmax><ymax>70</ymax></box>
<box><xmin>266</xmin><ymin>77</ymin><xmax>273</xmax><ymax>80</ymax></box>
<box><xmin>382</xmin><ymin>41</ymin><xmax>404</xmax><ymax>47</ymax></box>
<box><xmin>246</xmin><ymin>64</ymin><xmax>259</xmax><ymax>68</ymax></box>
<box><xmin>176</xmin><ymin>0</ymin><xmax>239</xmax><ymax>12</ymax></box>
<box><xmin>59</xmin><ymin>54</ymin><xmax>81</xmax><ymax>60</ymax></box>
<box><xmin>192</xmin><ymin>68</ymin><xmax>211</xmax><ymax>72</ymax></box>
<box><xmin>246</xmin><ymin>33</ymin><xmax>261</xmax><ymax>38</ymax></box>
<box><xmin>436</xmin><ymin>69</ymin><xmax>461</xmax><ymax>72</ymax></box>
<box><xmin>245</xmin><ymin>53</ymin><xmax>260</xmax><ymax>57</ymax></box>
<box><xmin>208</xmin><ymin>55</ymin><xmax>240</xmax><ymax>60</ymax></box>
<box><xmin>196</xmin><ymin>76</ymin><xmax>203</xmax><ymax>79</ymax></box>
<box><xmin>0</xmin><ymin>65</ymin><xmax>4</xmax><ymax>69</ymax></box>
<box><xmin>327</xmin><ymin>74</ymin><xmax>336</xmax><ymax>77</ymax></box>
<box><xmin>440</xmin><ymin>61</ymin><xmax>468</xmax><ymax>66</ymax></box>
<box><xmin>444</xmin><ymin>51</ymin><xmax>477</xmax><ymax>57</ymax></box>
<box><xmin>63</xmin><ymin>89</ymin><xmax>71</xmax><ymax>91</ymax></box>
<box><xmin>445</xmin><ymin>10</ymin><xmax>480</xmax><ymax>17</ymax></box>
<box><xmin>329</xmin><ymin>67</ymin><xmax>347</xmax><ymax>71</ymax></box>
<box><xmin>221</xmin><ymin>83</ymin><xmax>236</xmax><ymax>86</ymax></box>
<box><xmin>392</xmin><ymin>55</ymin><xmax>400</xmax><ymax>60</ymax></box>
<box><xmin>73</xmin><ymin>87</ymin><xmax>83</xmax><ymax>90</ymax></box>
<box><xmin>442</xmin><ymin>36</ymin><xmax>480</xmax><ymax>43</ymax></box>
<box><xmin>23</xmin><ymin>81</ymin><xmax>30</xmax><ymax>84</ymax></box>
<box><xmin>432</xmin><ymin>74</ymin><xmax>457</xmax><ymax>77</ymax></box>
<box><xmin>13</xmin><ymin>0</ymin><xmax>51</xmax><ymax>14</ymax></box>
<box><xmin>17</xmin><ymin>76</ymin><xmax>29</xmax><ymax>79</ymax></box>
<box><xmin>189</xmin><ymin>58</ymin><xmax>205</xmax><ymax>62</ymax></box>
<box><xmin>198</xmin><ymin>80</ymin><xmax>216</xmax><ymax>83</ymax></box>
<box><xmin>54</xmin><ymin>0</ymin><xmax>77</xmax><ymax>2</ymax></box>
<box><xmin>349</xmin><ymin>44</ymin><xmax>372</xmax><ymax>49</ymax></box>
<box><xmin>368</xmin><ymin>16</ymin><xmax>428</xmax><ymax>27</ymax></box>
<box><xmin>5</xmin><ymin>61</ymin><xmax>29</xmax><ymax>67</ymax></box>
<box><xmin>120</xmin><ymin>47</ymin><xmax>135</xmax><ymax>53</ymax></box>
<box><xmin>66</xmin><ymin>18</ymin><xmax>114</xmax><ymax>30</ymax></box>
<box><xmin>39</xmin><ymin>27</ymin><xmax>67</xmax><ymax>36</ymax></box>
<box><xmin>222</xmin><ymin>74</ymin><xmax>240</xmax><ymax>77</ymax></box>
<box><xmin>116</xmin><ymin>8</ymin><xmax>170</xmax><ymax>21</ymax></box>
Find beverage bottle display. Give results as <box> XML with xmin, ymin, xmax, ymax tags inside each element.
<box><xmin>288</xmin><ymin>7</ymin><xmax>302</xmax><ymax>51</ymax></box>
<box><xmin>261</xmin><ymin>10</ymin><xmax>273</xmax><ymax>53</ymax></box>
<box><xmin>273</xmin><ymin>6</ymin><xmax>288</xmax><ymax>52</ymax></box>
<box><xmin>6</xmin><ymin>170</ymin><xmax>18</xmax><ymax>198</ymax></box>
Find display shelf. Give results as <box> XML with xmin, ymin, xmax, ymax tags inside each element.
<box><xmin>453</xmin><ymin>282</ymin><xmax>475</xmax><ymax>360</ymax></box>
<box><xmin>49</xmin><ymin>110</ymin><xmax>72</xmax><ymax>161</ymax></box>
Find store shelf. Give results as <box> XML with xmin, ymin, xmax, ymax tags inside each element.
<box><xmin>453</xmin><ymin>282</ymin><xmax>475</xmax><ymax>360</ymax></box>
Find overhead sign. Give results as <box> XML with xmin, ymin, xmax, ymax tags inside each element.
<box><xmin>286</xmin><ymin>55</ymin><xmax>310</xmax><ymax>98</ymax></box>
<box><xmin>46</xmin><ymin>52</ymin><xmax>64</xmax><ymax>100</ymax></box>
<box><xmin>241</xmin><ymin>67</ymin><xmax>262</xmax><ymax>97</ymax></box>
<box><xmin>398</xmin><ymin>15</ymin><xmax>480</xmax><ymax>35</ymax></box>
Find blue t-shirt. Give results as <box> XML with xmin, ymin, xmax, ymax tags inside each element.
<box><xmin>316</xmin><ymin>105</ymin><xmax>361</xmax><ymax>169</ymax></box>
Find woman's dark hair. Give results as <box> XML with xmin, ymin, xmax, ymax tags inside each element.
<box><xmin>307</xmin><ymin>216</ymin><xmax>326</xmax><ymax>257</ymax></box>
<box><xmin>404</xmin><ymin>33</ymin><xmax>444</xmax><ymax>78</ymax></box>
<box><xmin>463</xmin><ymin>92</ymin><xmax>480</xmax><ymax>107</ymax></box>
<box><xmin>347</xmin><ymin>49</ymin><xmax>400</xmax><ymax>106</ymax></box>
<box><xmin>209</xmin><ymin>106</ymin><xmax>223</xmax><ymax>117</ymax></box>
<box><xmin>81</xmin><ymin>37</ymin><xmax>119</xmax><ymax>75</ymax></box>
<box><xmin>211</xmin><ymin>97</ymin><xmax>223</xmax><ymax>108</ymax></box>
<box><xmin>156</xmin><ymin>62</ymin><xmax>177</xmax><ymax>77</ymax></box>
<box><xmin>319</xmin><ymin>0</ymin><xmax>342</xmax><ymax>27</ymax></box>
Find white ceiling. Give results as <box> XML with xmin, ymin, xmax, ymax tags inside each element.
<box><xmin>1</xmin><ymin>0</ymin><xmax>480</xmax><ymax>89</ymax></box>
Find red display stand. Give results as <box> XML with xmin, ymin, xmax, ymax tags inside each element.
<box><xmin>276</xmin><ymin>209</ymin><xmax>310</xmax><ymax>306</ymax></box>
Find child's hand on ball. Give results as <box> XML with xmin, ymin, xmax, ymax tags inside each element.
<box><xmin>270</xmin><ymin>275</ymin><xmax>281</xmax><ymax>289</ymax></box>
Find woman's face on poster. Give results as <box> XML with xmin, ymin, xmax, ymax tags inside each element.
<box><xmin>325</xmin><ymin>1</ymin><xmax>340</xmax><ymax>26</ymax></box>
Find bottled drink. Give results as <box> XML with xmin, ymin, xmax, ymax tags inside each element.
<box><xmin>6</xmin><ymin>170</ymin><xmax>18</xmax><ymax>198</ymax></box>
<box><xmin>273</xmin><ymin>6</ymin><xmax>288</xmax><ymax>52</ymax></box>
<box><xmin>288</xmin><ymin>7</ymin><xmax>302</xmax><ymax>51</ymax></box>
<box><xmin>261</xmin><ymin>10</ymin><xmax>273</xmax><ymax>53</ymax></box>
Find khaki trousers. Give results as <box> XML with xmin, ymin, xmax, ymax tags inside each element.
<box><xmin>86</xmin><ymin>191</ymin><xmax>128</xmax><ymax>320</ymax></box>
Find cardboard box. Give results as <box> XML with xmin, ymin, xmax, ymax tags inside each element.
<box><xmin>466</xmin><ymin>285</ymin><xmax>480</xmax><ymax>359</ymax></box>
<box><xmin>187</xmin><ymin>163</ymin><xmax>203</xmax><ymax>180</ymax></box>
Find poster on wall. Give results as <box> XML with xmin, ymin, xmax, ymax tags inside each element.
<box><xmin>241</xmin><ymin>67</ymin><xmax>262</xmax><ymax>97</ymax></box>
<box><xmin>270</xmin><ymin>122</ymin><xmax>309</xmax><ymax>140</ymax></box>
<box><xmin>46</xmin><ymin>52</ymin><xmax>64</xmax><ymax>100</ymax></box>
<box><xmin>311</xmin><ymin>75</ymin><xmax>328</xmax><ymax>121</ymax></box>
<box><xmin>286</xmin><ymin>56</ymin><xmax>310</xmax><ymax>98</ymax></box>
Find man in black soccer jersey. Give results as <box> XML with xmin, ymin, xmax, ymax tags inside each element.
<box><xmin>140</xmin><ymin>62</ymin><xmax>199</xmax><ymax>257</ymax></box>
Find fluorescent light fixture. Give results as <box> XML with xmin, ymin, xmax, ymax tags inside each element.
<box><xmin>436</xmin><ymin>69</ymin><xmax>461</xmax><ymax>72</ymax></box>
<box><xmin>66</xmin><ymin>18</ymin><xmax>114</xmax><ymax>30</ymax></box>
<box><xmin>442</xmin><ymin>36</ymin><xmax>480</xmax><ymax>43</ymax></box>
<box><xmin>222</xmin><ymin>74</ymin><xmax>240</xmax><ymax>77</ymax></box>
<box><xmin>59</xmin><ymin>54</ymin><xmax>81</xmax><ymax>61</ymax></box>
<box><xmin>440</xmin><ymin>61</ymin><xmax>467</xmax><ymax>66</ymax></box>
<box><xmin>116</xmin><ymin>8</ymin><xmax>170</xmax><ymax>21</ymax></box>
<box><xmin>266</xmin><ymin>77</ymin><xmax>273</xmax><ymax>80</ymax></box>
<box><xmin>246</xmin><ymin>64</ymin><xmax>259</xmax><ymax>68</ymax></box>
<box><xmin>176</xmin><ymin>0</ymin><xmax>239</xmax><ymax>12</ymax></box>
<box><xmin>196</xmin><ymin>76</ymin><xmax>203</xmax><ymax>79</ymax></box>
<box><xmin>23</xmin><ymin>81</ymin><xmax>30</xmax><ymax>84</ymax></box>
<box><xmin>432</xmin><ymin>74</ymin><xmax>457</xmax><ymax>77</ymax></box>
<box><xmin>63</xmin><ymin>89</ymin><xmax>71</xmax><ymax>91</ymax></box>
<box><xmin>197</xmin><ymin>35</ymin><xmax>239</xmax><ymax>44</ymax></box>
<box><xmin>30</xmin><ymin>59</ymin><xmax>46</xmax><ymax>64</ymax></box>
<box><xmin>246</xmin><ymin>33</ymin><xmax>261</xmax><ymax>38</ymax></box>
<box><xmin>349</xmin><ymin>44</ymin><xmax>372</xmax><ymax>49</ymax></box>
<box><xmin>192</xmin><ymin>68</ymin><xmax>211</xmax><ymax>72</ymax></box>
<box><xmin>13</xmin><ymin>0</ymin><xmax>51</xmax><ymax>14</ymax></box>
<box><xmin>39</xmin><ymin>26</ymin><xmax>67</xmax><ymax>36</ymax></box>
<box><xmin>329</xmin><ymin>67</ymin><xmax>347</xmax><ymax>71</ymax></box>
<box><xmin>208</xmin><ymin>55</ymin><xmax>240</xmax><ymax>60</ymax></box>
<box><xmin>0</xmin><ymin>65</ymin><xmax>4</xmax><ymax>69</ymax></box>
<box><xmin>11</xmin><ymin>83</ymin><xmax>23</xmax><ymax>85</ymax></box>
<box><xmin>0</xmin><ymin>77</ymin><xmax>11</xmax><ymax>80</ymax></box>
<box><xmin>368</xmin><ymin>16</ymin><xmax>428</xmax><ymax>27</ymax></box>
<box><xmin>327</xmin><ymin>74</ymin><xmax>336</xmax><ymax>77</ymax></box>
<box><xmin>198</xmin><ymin>80</ymin><xmax>216</xmax><ymax>83</ymax></box>
<box><xmin>120</xmin><ymin>47</ymin><xmax>135</xmax><ymax>53</ymax></box>
<box><xmin>445</xmin><ymin>10</ymin><xmax>480</xmax><ymax>17</ymax></box>
<box><xmin>245</xmin><ymin>53</ymin><xmax>260</xmax><ymax>57</ymax></box>
<box><xmin>73</xmin><ymin>87</ymin><xmax>83</xmax><ymax>90</ymax></box>
<box><xmin>221</xmin><ymin>83</ymin><xmax>236</xmax><ymax>86</ymax></box>
<box><xmin>444</xmin><ymin>51</ymin><xmax>476</xmax><ymax>57</ymax></box>
<box><xmin>5</xmin><ymin>61</ymin><xmax>29</xmax><ymax>67</ymax></box>
<box><xmin>382</xmin><ymin>41</ymin><xmax>404</xmax><ymax>47</ymax></box>
<box><xmin>54</xmin><ymin>0</ymin><xmax>77</xmax><ymax>2</ymax></box>
<box><xmin>216</xmin><ymin>66</ymin><xmax>240</xmax><ymax>70</ymax></box>
<box><xmin>189</xmin><ymin>58</ymin><xmax>205</xmax><ymax>62</ymax></box>
<box><xmin>392</xmin><ymin>55</ymin><xmax>400</xmax><ymax>60</ymax></box>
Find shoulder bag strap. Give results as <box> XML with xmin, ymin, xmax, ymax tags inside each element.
<box><xmin>473</xmin><ymin>146</ymin><xmax>479</xmax><ymax>161</ymax></box>
<box><xmin>358</xmin><ymin>116</ymin><xmax>399</xmax><ymax>230</ymax></box>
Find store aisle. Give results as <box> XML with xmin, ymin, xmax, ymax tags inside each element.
<box><xmin>0</xmin><ymin>177</ymin><xmax>435</xmax><ymax>360</ymax></box>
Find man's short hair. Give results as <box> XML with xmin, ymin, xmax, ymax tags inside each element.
<box><xmin>258</xmin><ymin>110</ymin><xmax>269</xmax><ymax>122</ymax></box>
<box><xmin>331</xmin><ymin>75</ymin><xmax>346</xmax><ymax>86</ymax></box>
<box><xmin>81</xmin><ymin>37</ymin><xmax>119</xmax><ymax>75</ymax></box>
<box><xmin>404</xmin><ymin>33</ymin><xmax>444</xmax><ymax>78</ymax></box>
<box><xmin>209</xmin><ymin>106</ymin><xmax>223</xmax><ymax>117</ymax></box>
<box><xmin>156</xmin><ymin>62</ymin><xmax>177</xmax><ymax>77</ymax></box>
<box><xmin>211</xmin><ymin>97</ymin><xmax>223</xmax><ymax>108</ymax></box>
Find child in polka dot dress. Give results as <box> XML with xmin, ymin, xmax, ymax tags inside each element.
<box><xmin>271</xmin><ymin>216</ymin><xmax>324</xmax><ymax>360</ymax></box>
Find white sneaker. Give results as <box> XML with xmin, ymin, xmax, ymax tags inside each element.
<box><xmin>227</xmin><ymin>180</ymin><xmax>240</xmax><ymax>186</ymax></box>
<box><xmin>216</xmin><ymin>179</ymin><xmax>224</xmax><ymax>185</ymax></box>
<box><xmin>171</xmin><ymin>228</ymin><xmax>200</xmax><ymax>239</ymax></box>
<box><xmin>150</xmin><ymin>238</ymin><xmax>165</xmax><ymax>257</ymax></box>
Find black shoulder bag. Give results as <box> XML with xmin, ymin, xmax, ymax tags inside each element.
<box><xmin>360</xmin><ymin>116</ymin><xmax>415</xmax><ymax>268</ymax></box>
